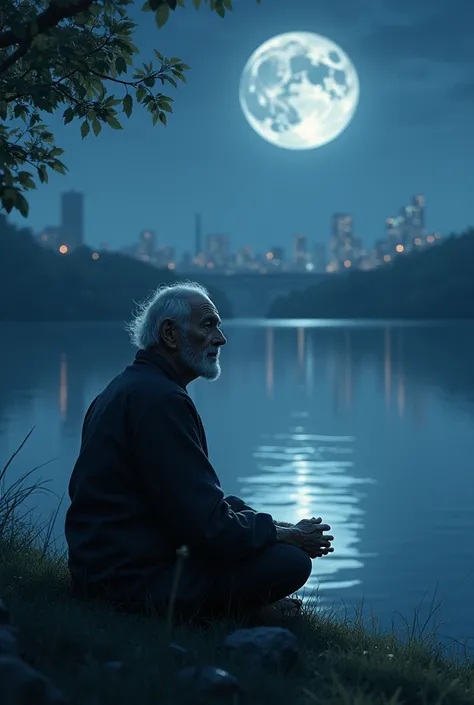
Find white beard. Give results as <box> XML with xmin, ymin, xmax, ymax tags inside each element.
<box><xmin>179</xmin><ymin>331</ymin><xmax>221</xmax><ymax>381</ymax></box>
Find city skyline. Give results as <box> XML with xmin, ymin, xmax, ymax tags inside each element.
<box><xmin>6</xmin><ymin>0</ymin><xmax>473</xmax><ymax>254</ymax></box>
<box><xmin>37</xmin><ymin>189</ymin><xmax>442</xmax><ymax>274</ymax></box>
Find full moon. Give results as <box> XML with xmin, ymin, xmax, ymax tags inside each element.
<box><xmin>239</xmin><ymin>32</ymin><xmax>360</xmax><ymax>151</ymax></box>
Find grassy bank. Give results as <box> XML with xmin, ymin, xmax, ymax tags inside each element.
<box><xmin>1</xmin><ymin>455</ymin><xmax>474</xmax><ymax>704</ymax></box>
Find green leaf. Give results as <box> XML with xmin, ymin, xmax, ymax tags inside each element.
<box><xmin>115</xmin><ymin>56</ymin><xmax>127</xmax><ymax>74</ymax></box>
<box><xmin>152</xmin><ymin>112</ymin><xmax>159</xmax><ymax>125</ymax></box>
<box><xmin>160</xmin><ymin>102</ymin><xmax>173</xmax><ymax>113</ymax></box>
<box><xmin>136</xmin><ymin>85</ymin><xmax>146</xmax><ymax>102</ymax></box>
<box><xmin>155</xmin><ymin>4</ymin><xmax>170</xmax><ymax>27</ymax></box>
<box><xmin>63</xmin><ymin>107</ymin><xmax>75</xmax><ymax>125</ymax></box>
<box><xmin>123</xmin><ymin>94</ymin><xmax>133</xmax><ymax>118</ymax></box>
<box><xmin>192</xmin><ymin>0</ymin><xmax>201</xmax><ymax>7</ymax></box>
<box><xmin>16</xmin><ymin>193</ymin><xmax>29</xmax><ymax>218</ymax></box>
<box><xmin>92</xmin><ymin>118</ymin><xmax>102</xmax><ymax>136</ymax></box>
<box><xmin>106</xmin><ymin>116</ymin><xmax>123</xmax><ymax>130</ymax></box>
<box><xmin>37</xmin><ymin>166</ymin><xmax>48</xmax><ymax>184</ymax></box>
<box><xmin>223</xmin><ymin>0</ymin><xmax>232</xmax><ymax>7</ymax></box>
<box><xmin>159</xmin><ymin>112</ymin><xmax>167</xmax><ymax>125</ymax></box>
<box><xmin>80</xmin><ymin>120</ymin><xmax>90</xmax><ymax>139</ymax></box>
<box><xmin>216</xmin><ymin>4</ymin><xmax>225</xmax><ymax>17</ymax></box>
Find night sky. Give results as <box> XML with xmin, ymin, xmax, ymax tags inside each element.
<box><xmin>11</xmin><ymin>0</ymin><xmax>474</xmax><ymax>256</ymax></box>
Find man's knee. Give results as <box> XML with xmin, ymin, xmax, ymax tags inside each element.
<box><xmin>273</xmin><ymin>544</ymin><xmax>312</xmax><ymax>589</ymax></box>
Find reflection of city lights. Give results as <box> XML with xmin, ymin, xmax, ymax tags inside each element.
<box><xmin>91</xmin><ymin>252</ymin><xmax>99</xmax><ymax>260</ymax></box>
<box><xmin>384</xmin><ymin>328</ymin><xmax>391</xmax><ymax>409</ymax></box>
<box><xmin>383</xmin><ymin>254</ymin><xmax>391</xmax><ymax>262</ymax></box>
<box><xmin>343</xmin><ymin>259</ymin><xmax>352</xmax><ymax>268</ymax></box>
<box><xmin>397</xmin><ymin>331</ymin><xmax>405</xmax><ymax>418</ymax></box>
<box><xmin>207</xmin><ymin>261</ymin><xmax>214</xmax><ymax>269</ymax></box>
<box><xmin>266</xmin><ymin>251</ymin><xmax>274</xmax><ymax>260</ymax></box>
<box><xmin>59</xmin><ymin>353</ymin><xmax>68</xmax><ymax>420</ymax></box>
<box><xmin>414</xmin><ymin>238</ymin><xmax>422</xmax><ymax>246</ymax></box>
<box><xmin>297</xmin><ymin>327</ymin><xmax>305</xmax><ymax>368</ymax></box>
<box><xmin>395</xmin><ymin>244</ymin><xmax>404</xmax><ymax>253</ymax></box>
<box><xmin>266</xmin><ymin>327</ymin><xmax>274</xmax><ymax>399</ymax></box>
<box><xmin>168</xmin><ymin>262</ymin><xmax>176</xmax><ymax>270</ymax></box>
<box><xmin>426</xmin><ymin>235</ymin><xmax>435</xmax><ymax>244</ymax></box>
<box><xmin>59</xmin><ymin>244</ymin><xmax>68</xmax><ymax>254</ymax></box>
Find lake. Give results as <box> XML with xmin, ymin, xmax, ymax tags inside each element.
<box><xmin>1</xmin><ymin>320</ymin><xmax>474</xmax><ymax>651</ymax></box>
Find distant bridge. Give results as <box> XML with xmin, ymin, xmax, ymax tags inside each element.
<box><xmin>176</xmin><ymin>271</ymin><xmax>329</xmax><ymax>317</ymax></box>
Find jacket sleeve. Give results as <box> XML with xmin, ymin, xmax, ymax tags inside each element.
<box><xmin>224</xmin><ymin>495</ymin><xmax>256</xmax><ymax>513</ymax></box>
<box><xmin>133</xmin><ymin>391</ymin><xmax>276</xmax><ymax>563</ymax></box>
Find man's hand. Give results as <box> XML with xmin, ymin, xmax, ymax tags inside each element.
<box><xmin>274</xmin><ymin>520</ymin><xmax>293</xmax><ymax>528</ymax></box>
<box><xmin>275</xmin><ymin>517</ymin><xmax>334</xmax><ymax>559</ymax></box>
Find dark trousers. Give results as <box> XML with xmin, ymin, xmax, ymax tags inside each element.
<box><xmin>75</xmin><ymin>543</ymin><xmax>312</xmax><ymax>620</ymax></box>
<box><xmin>164</xmin><ymin>543</ymin><xmax>313</xmax><ymax>620</ymax></box>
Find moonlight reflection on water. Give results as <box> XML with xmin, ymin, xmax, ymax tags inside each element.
<box><xmin>239</xmin><ymin>422</ymin><xmax>377</xmax><ymax>605</ymax></box>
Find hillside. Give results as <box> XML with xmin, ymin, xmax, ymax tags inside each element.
<box><xmin>269</xmin><ymin>229</ymin><xmax>474</xmax><ymax>319</ymax></box>
<box><xmin>0</xmin><ymin>216</ymin><xmax>232</xmax><ymax>321</ymax></box>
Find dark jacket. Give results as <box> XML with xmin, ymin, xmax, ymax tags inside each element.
<box><xmin>65</xmin><ymin>349</ymin><xmax>276</xmax><ymax>605</ymax></box>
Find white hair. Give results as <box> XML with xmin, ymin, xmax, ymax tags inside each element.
<box><xmin>126</xmin><ymin>280</ymin><xmax>210</xmax><ymax>350</ymax></box>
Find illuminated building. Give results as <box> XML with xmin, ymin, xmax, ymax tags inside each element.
<box><xmin>293</xmin><ymin>233</ymin><xmax>308</xmax><ymax>269</ymax></box>
<box><xmin>235</xmin><ymin>245</ymin><xmax>256</xmax><ymax>270</ymax></box>
<box><xmin>155</xmin><ymin>245</ymin><xmax>175</xmax><ymax>269</ymax></box>
<box><xmin>137</xmin><ymin>229</ymin><xmax>156</xmax><ymax>260</ymax></box>
<box><xmin>61</xmin><ymin>190</ymin><xmax>84</xmax><ymax>250</ymax></box>
<box><xmin>195</xmin><ymin>213</ymin><xmax>202</xmax><ymax>257</ymax></box>
<box><xmin>330</xmin><ymin>213</ymin><xmax>359</xmax><ymax>270</ymax></box>
<box><xmin>205</xmin><ymin>233</ymin><xmax>230</xmax><ymax>269</ymax></box>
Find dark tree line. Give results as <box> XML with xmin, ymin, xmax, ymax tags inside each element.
<box><xmin>269</xmin><ymin>229</ymin><xmax>474</xmax><ymax>319</ymax></box>
<box><xmin>0</xmin><ymin>216</ymin><xmax>232</xmax><ymax>321</ymax></box>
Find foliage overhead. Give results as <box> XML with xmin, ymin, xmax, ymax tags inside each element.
<box><xmin>0</xmin><ymin>0</ymin><xmax>261</xmax><ymax>217</ymax></box>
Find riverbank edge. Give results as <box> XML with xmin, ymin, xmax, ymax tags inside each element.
<box><xmin>1</xmin><ymin>532</ymin><xmax>474</xmax><ymax>704</ymax></box>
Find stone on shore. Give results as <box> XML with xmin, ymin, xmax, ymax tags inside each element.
<box><xmin>223</xmin><ymin>626</ymin><xmax>298</xmax><ymax>672</ymax></box>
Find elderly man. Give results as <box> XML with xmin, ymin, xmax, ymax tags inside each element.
<box><xmin>65</xmin><ymin>282</ymin><xmax>334</xmax><ymax>620</ymax></box>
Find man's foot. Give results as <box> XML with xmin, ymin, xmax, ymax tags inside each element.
<box><xmin>250</xmin><ymin>597</ymin><xmax>303</xmax><ymax>625</ymax></box>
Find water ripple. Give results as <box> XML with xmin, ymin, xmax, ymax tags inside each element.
<box><xmin>240</xmin><ymin>427</ymin><xmax>376</xmax><ymax>599</ymax></box>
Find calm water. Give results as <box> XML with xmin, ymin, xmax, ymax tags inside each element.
<box><xmin>1</xmin><ymin>321</ymin><xmax>474</xmax><ymax>650</ymax></box>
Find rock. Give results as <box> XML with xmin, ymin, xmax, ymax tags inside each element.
<box><xmin>178</xmin><ymin>666</ymin><xmax>244</xmax><ymax>701</ymax></box>
<box><xmin>224</xmin><ymin>626</ymin><xmax>298</xmax><ymax>672</ymax></box>
<box><xmin>0</xmin><ymin>655</ymin><xmax>67</xmax><ymax>705</ymax></box>
<box><xmin>0</xmin><ymin>599</ymin><xmax>11</xmax><ymax>625</ymax></box>
<box><xmin>168</xmin><ymin>642</ymin><xmax>188</xmax><ymax>664</ymax></box>
<box><xmin>168</xmin><ymin>642</ymin><xmax>188</xmax><ymax>657</ymax></box>
<box><xmin>0</xmin><ymin>625</ymin><xmax>19</xmax><ymax>656</ymax></box>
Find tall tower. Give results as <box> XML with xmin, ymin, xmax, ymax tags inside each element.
<box><xmin>61</xmin><ymin>191</ymin><xmax>84</xmax><ymax>250</ymax></box>
<box><xmin>195</xmin><ymin>213</ymin><xmax>202</xmax><ymax>256</ymax></box>
<box><xmin>330</xmin><ymin>213</ymin><xmax>355</xmax><ymax>269</ymax></box>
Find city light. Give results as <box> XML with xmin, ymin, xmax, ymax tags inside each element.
<box><xmin>37</xmin><ymin>191</ymin><xmax>441</xmax><ymax>275</ymax></box>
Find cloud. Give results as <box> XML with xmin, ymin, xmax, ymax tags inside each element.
<box><xmin>362</xmin><ymin>0</ymin><xmax>474</xmax><ymax>65</ymax></box>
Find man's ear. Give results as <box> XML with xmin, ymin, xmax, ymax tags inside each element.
<box><xmin>159</xmin><ymin>319</ymin><xmax>178</xmax><ymax>349</ymax></box>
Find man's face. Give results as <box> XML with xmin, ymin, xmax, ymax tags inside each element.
<box><xmin>177</xmin><ymin>296</ymin><xmax>227</xmax><ymax>381</ymax></box>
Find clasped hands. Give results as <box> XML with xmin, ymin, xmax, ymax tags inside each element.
<box><xmin>274</xmin><ymin>517</ymin><xmax>334</xmax><ymax>559</ymax></box>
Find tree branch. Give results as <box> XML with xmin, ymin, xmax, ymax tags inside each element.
<box><xmin>0</xmin><ymin>0</ymin><xmax>95</xmax><ymax>74</ymax></box>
